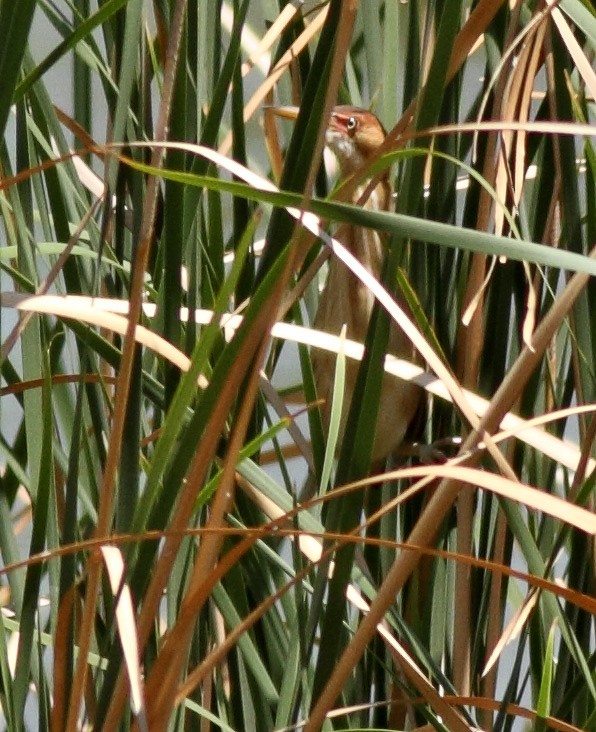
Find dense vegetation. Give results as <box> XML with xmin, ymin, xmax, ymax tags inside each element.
<box><xmin>0</xmin><ymin>1</ymin><xmax>595</xmax><ymax>730</ymax></box>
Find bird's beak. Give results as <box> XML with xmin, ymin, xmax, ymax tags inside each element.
<box><xmin>264</xmin><ymin>105</ymin><xmax>300</xmax><ymax>121</ymax></box>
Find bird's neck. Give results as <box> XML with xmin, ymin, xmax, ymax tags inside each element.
<box><xmin>345</xmin><ymin>178</ymin><xmax>391</xmax><ymax>272</ymax></box>
<box><xmin>326</xmin><ymin>136</ymin><xmax>367</xmax><ymax>174</ymax></box>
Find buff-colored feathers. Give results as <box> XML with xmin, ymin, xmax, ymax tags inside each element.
<box><xmin>312</xmin><ymin>106</ymin><xmax>420</xmax><ymax>465</ymax></box>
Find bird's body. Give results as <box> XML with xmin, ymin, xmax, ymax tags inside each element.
<box><xmin>311</xmin><ymin>106</ymin><xmax>420</xmax><ymax>465</ymax></box>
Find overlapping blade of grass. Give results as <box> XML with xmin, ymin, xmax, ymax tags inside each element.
<box><xmin>0</xmin><ymin>0</ymin><xmax>36</xmax><ymax>140</ymax></box>
<box><xmin>1</xmin><ymin>1</ymin><xmax>595</xmax><ymax>730</ymax></box>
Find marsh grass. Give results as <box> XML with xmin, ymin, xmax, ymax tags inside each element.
<box><xmin>0</xmin><ymin>1</ymin><xmax>595</xmax><ymax>730</ymax></box>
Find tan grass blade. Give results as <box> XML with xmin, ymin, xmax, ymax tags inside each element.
<box><xmin>99</xmin><ymin>546</ymin><xmax>146</xmax><ymax>728</ymax></box>
<box><xmin>482</xmin><ymin>589</ymin><xmax>539</xmax><ymax>677</ymax></box>
<box><xmin>218</xmin><ymin>5</ymin><xmax>329</xmax><ymax>155</ymax></box>
<box><xmin>547</xmin><ymin>0</ymin><xmax>596</xmax><ymax>103</ymax></box>
<box><xmin>4</xmin><ymin>292</ymin><xmax>593</xmax><ymax>478</ymax></box>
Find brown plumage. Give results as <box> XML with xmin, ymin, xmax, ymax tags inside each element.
<box><xmin>268</xmin><ymin>104</ymin><xmax>420</xmax><ymax>472</ymax></box>
<box><xmin>312</xmin><ymin>106</ymin><xmax>420</xmax><ymax>465</ymax></box>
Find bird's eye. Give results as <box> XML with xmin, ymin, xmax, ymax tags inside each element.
<box><xmin>346</xmin><ymin>116</ymin><xmax>357</xmax><ymax>132</ymax></box>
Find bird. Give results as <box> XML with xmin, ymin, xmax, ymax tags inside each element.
<box><xmin>271</xmin><ymin>105</ymin><xmax>420</xmax><ymax>474</ymax></box>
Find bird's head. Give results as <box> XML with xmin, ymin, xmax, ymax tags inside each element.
<box><xmin>267</xmin><ymin>104</ymin><xmax>386</xmax><ymax>177</ymax></box>
<box><xmin>325</xmin><ymin>106</ymin><xmax>386</xmax><ymax>175</ymax></box>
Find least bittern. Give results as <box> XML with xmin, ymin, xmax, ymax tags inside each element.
<box><xmin>272</xmin><ymin>105</ymin><xmax>420</xmax><ymax>469</ymax></box>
